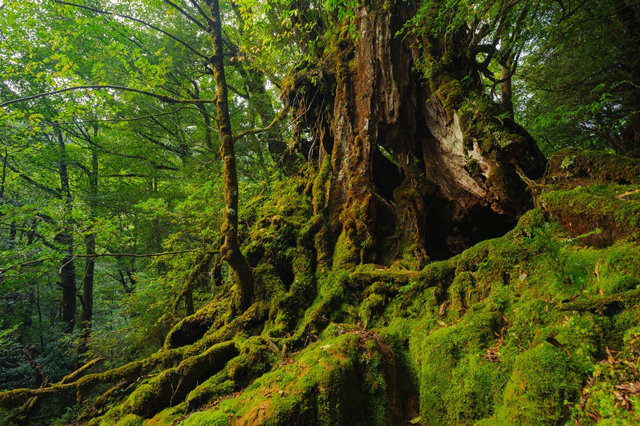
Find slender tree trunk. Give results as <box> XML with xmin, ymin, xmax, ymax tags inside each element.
<box><xmin>192</xmin><ymin>81</ymin><xmax>215</xmax><ymax>154</ymax></box>
<box><xmin>1</xmin><ymin>147</ymin><xmax>7</xmax><ymax>198</ymax></box>
<box><xmin>55</xmin><ymin>123</ymin><xmax>76</xmax><ymax>333</ymax></box>
<box><xmin>184</xmin><ymin>289</ymin><xmax>195</xmax><ymax>316</ymax></box>
<box><xmin>79</xmin><ymin>143</ymin><xmax>98</xmax><ymax>354</ymax></box>
<box><xmin>8</xmin><ymin>221</ymin><xmax>16</xmax><ymax>248</ymax></box>
<box><xmin>1</xmin><ymin>149</ymin><xmax>12</xmax><ymax>250</ymax></box>
<box><xmin>206</xmin><ymin>0</ymin><xmax>254</xmax><ymax>311</ymax></box>
<box><xmin>501</xmin><ymin>64</ymin><xmax>514</xmax><ymax>117</ymax></box>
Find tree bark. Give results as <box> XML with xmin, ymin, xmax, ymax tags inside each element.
<box><xmin>206</xmin><ymin>0</ymin><xmax>254</xmax><ymax>311</ymax></box>
<box><xmin>501</xmin><ymin>64</ymin><xmax>514</xmax><ymax>117</ymax></box>
<box><xmin>54</xmin><ymin>123</ymin><xmax>77</xmax><ymax>333</ymax></box>
<box><xmin>79</xmin><ymin>141</ymin><xmax>98</xmax><ymax>354</ymax></box>
<box><xmin>289</xmin><ymin>0</ymin><xmax>546</xmax><ymax>268</ymax></box>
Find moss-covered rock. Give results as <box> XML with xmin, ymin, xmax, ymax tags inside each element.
<box><xmin>418</xmin><ymin>306</ymin><xmax>506</xmax><ymax>426</ymax></box>
<box><xmin>545</xmin><ymin>148</ymin><xmax>640</xmax><ymax>185</ymax></box>
<box><xmin>537</xmin><ymin>184</ymin><xmax>640</xmax><ymax>247</ymax></box>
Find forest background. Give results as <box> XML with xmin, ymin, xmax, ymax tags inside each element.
<box><xmin>1</xmin><ymin>0</ymin><xmax>640</xmax><ymax>424</ymax></box>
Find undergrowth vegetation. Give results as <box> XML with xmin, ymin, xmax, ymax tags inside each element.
<box><xmin>2</xmin><ymin>149</ymin><xmax>640</xmax><ymax>425</ymax></box>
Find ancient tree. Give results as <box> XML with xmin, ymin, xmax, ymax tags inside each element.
<box><xmin>286</xmin><ymin>0</ymin><xmax>545</xmax><ymax>271</ymax></box>
<box><xmin>0</xmin><ymin>0</ymin><xmax>564</xmax><ymax>424</ymax></box>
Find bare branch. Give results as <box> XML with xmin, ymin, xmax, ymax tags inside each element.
<box><xmin>52</xmin><ymin>107</ymin><xmax>196</xmax><ymax>126</ymax></box>
<box><xmin>234</xmin><ymin>106</ymin><xmax>288</xmax><ymax>141</ymax></box>
<box><xmin>0</xmin><ymin>85</ymin><xmax>215</xmax><ymax>108</ymax></box>
<box><xmin>0</xmin><ymin>153</ymin><xmax>61</xmax><ymax>198</ymax></box>
<box><xmin>188</xmin><ymin>0</ymin><xmax>214</xmax><ymax>28</ymax></box>
<box><xmin>74</xmin><ymin>249</ymin><xmax>213</xmax><ymax>259</ymax></box>
<box><xmin>0</xmin><ymin>260</ymin><xmax>45</xmax><ymax>274</ymax></box>
<box><xmin>162</xmin><ymin>0</ymin><xmax>209</xmax><ymax>32</ymax></box>
<box><xmin>0</xmin><ymin>250</ymin><xmax>213</xmax><ymax>274</ymax></box>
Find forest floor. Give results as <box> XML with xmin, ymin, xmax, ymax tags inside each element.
<box><xmin>2</xmin><ymin>148</ymin><xmax>640</xmax><ymax>426</ymax></box>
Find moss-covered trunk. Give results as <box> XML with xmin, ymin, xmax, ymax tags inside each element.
<box><xmin>206</xmin><ymin>0</ymin><xmax>254</xmax><ymax>311</ymax></box>
<box><xmin>288</xmin><ymin>0</ymin><xmax>545</xmax><ymax>270</ymax></box>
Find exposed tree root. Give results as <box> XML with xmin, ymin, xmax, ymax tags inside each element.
<box><xmin>121</xmin><ymin>341</ymin><xmax>238</xmax><ymax>417</ymax></box>
<box><xmin>559</xmin><ymin>288</ymin><xmax>640</xmax><ymax>315</ymax></box>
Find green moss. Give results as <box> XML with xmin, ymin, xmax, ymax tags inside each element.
<box><xmin>122</xmin><ymin>341</ymin><xmax>239</xmax><ymax>417</ymax></box>
<box><xmin>179</xmin><ymin>411</ymin><xmax>229</xmax><ymax>426</ymax></box>
<box><xmin>419</xmin><ymin>305</ymin><xmax>506</xmax><ymax>425</ymax></box>
<box><xmin>435</xmin><ymin>76</ymin><xmax>465</xmax><ymax>111</ymax></box>
<box><xmin>474</xmin><ymin>419</ymin><xmax>510</xmax><ymax>426</ymax></box>
<box><xmin>112</xmin><ymin>414</ymin><xmax>143</xmax><ymax>426</ymax></box>
<box><xmin>570</xmin><ymin>327</ymin><xmax>640</xmax><ymax>424</ymax></box>
<box><xmin>182</xmin><ymin>333</ymin><xmax>403</xmax><ymax>426</ymax></box>
<box><xmin>331</xmin><ymin>231</ymin><xmax>360</xmax><ymax>270</ymax></box>
<box><xmin>507</xmin><ymin>299</ymin><xmax>554</xmax><ymax>349</ymax></box>
<box><xmin>516</xmin><ymin>208</ymin><xmax>547</xmax><ymax>230</ymax></box>
<box><xmin>27</xmin><ymin>146</ymin><xmax>640</xmax><ymax>426</ymax></box>
<box><xmin>496</xmin><ymin>343</ymin><xmax>582</xmax><ymax>425</ymax></box>
<box><xmin>447</xmin><ymin>271</ymin><xmax>476</xmax><ymax>318</ymax></box>
<box><xmin>465</xmin><ymin>159</ymin><xmax>482</xmax><ymax>176</ymax></box>
<box><xmin>226</xmin><ymin>337</ymin><xmax>275</xmax><ymax>386</ymax></box>
<box><xmin>458</xmin><ymin>95</ymin><xmax>506</xmax><ymax>153</ymax></box>
<box><xmin>312</xmin><ymin>155</ymin><xmax>333</xmax><ymax>216</ymax></box>
<box><xmin>360</xmin><ymin>292</ymin><xmax>386</xmax><ymax>327</ymax></box>
<box><xmin>140</xmin><ymin>408</ymin><xmax>183</xmax><ymax>425</ymax></box>
<box><xmin>184</xmin><ymin>370</ymin><xmax>233</xmax><ymax>412</ymax></box>
<box><xmin>545</xmin><ymin>148</ymin><xmax>640</xmax><ymax>184</ymax></box>
<box><xmin>537</xmin><ymin>184</ymin><xmax>640</xmax><ymax>247</ymax></box>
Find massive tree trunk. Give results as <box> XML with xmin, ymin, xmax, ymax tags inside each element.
<box><xmin>287</xmin><ymin>0</ymin><xmax>545</xmax><ymax>269</ymax></box>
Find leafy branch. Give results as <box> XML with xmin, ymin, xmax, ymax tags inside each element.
<box><xmin>53</xmin><ymin>0</ymin><xmax>209</xmax><ymax>60</ymax></box>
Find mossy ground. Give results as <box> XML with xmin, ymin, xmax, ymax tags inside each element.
<box><xmin>2</xmin><ymin>150</ymin><xmax>640</xmax><ymax>426</ymax></box>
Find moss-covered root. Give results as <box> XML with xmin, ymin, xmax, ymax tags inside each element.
<box><xmin>121</xmin><ymin>341</ymin><xmax>239</xmax><ymax>418</ymax></box>
<box><xmin>181</xmin><ymin>332</ymin><xmax>409</xmax><ymax>426</ymax></box>
<box><xmin>536</xmin><ymin>184</ymin><xmax>640</xmax><ymax>247</ymax></box>
<box><xmin>0</xmin><ymin>347</ymin><xmax>184</xmax><ymax>414</ymax></box>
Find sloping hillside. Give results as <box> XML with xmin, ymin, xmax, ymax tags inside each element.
<box><xmin>2</xmin><ymin>149</ymin><xmax>640</xmax><ymax>426</ymax></box>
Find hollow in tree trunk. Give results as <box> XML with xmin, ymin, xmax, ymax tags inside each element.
<box><xmin>286</xmin><ymin>0</ymin><xmax>546</xmax><ymax>269</ymax></box>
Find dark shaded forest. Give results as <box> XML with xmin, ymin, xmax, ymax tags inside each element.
<box><xmin>1</xmin><ymin>0</ymin><xmax>640</xmax><ymax>425</ymax></box>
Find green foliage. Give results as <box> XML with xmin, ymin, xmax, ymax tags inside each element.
<box><xmin>571</xmin><ymin>328</ymin><xmax>640</xmax><ymax>425</ymax></box>
<box><xmin>419</xmin><ymin>306</ymin><xmax>505</xmax><ymax>425</ymax></box>
<box><xmin>515</xmin><ymin>2</ymin><xmax>640</xmax><ymax>156</ymax></box>
<box><xmin>0</xmin><ymin>326</ymin><xmax>33</xmax><ymax>392</ymax></box>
